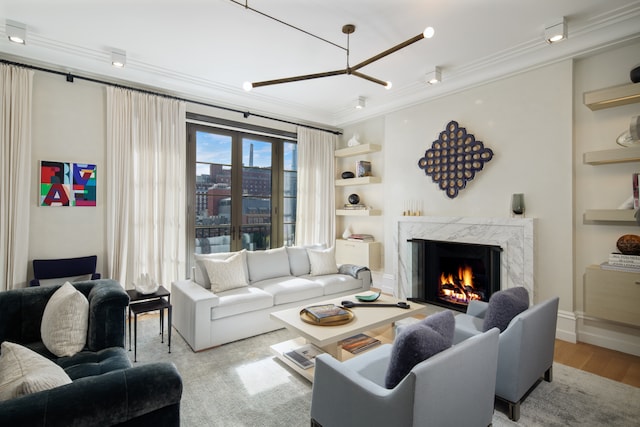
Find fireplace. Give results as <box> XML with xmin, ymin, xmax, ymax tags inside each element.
<box><xmin>408</xmin><ymin>239</ymin><xmax>502</xmax><ymax>312</ymax></box>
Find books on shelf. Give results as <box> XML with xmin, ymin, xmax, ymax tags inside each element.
<box><xmin>634</xmin><ymin>173</ymin><xmax>639</xmax><ymax>210</ymax></box>
<box><xmin>283</xmin><ymin>344</ymin><xmax>324</xmax><ymax>369</ymax></box>
<box><xmin>339</xmin><ymin>333</ymin><xmax>381</xmax><ymax>354</ymax></box>
<box><xmin>356</xmin><ymin>160</ymin><xmax>372</xmax><ymax>178</ymax></box>
<box><xmin>347</xmin><ymin>233</ymin><xmax>375</xmax><ymax>242</ymax></box>
<box><xmin>600</xmin><ymin>262</ymin><xmax>640</xmax><ymax>273</ymax></box>
<box><xmin>343</xmin><ymin>203</ymin><xmax>368</xmax><ymax>210</ymax></box>
<box><xmin>608</xmin><ymin>252</ymin><xmax>640</xmax><ymax>267</ymax></box>
<box><xmin>303</xmin><ymin>304</ymin><xmax>351</xmax><ymax>323</ymax></box>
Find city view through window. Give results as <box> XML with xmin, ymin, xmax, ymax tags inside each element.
<box><xmin>193</xmin><ymin>127</ymin><xmax>297</xmax><ymax>254</ymax></box>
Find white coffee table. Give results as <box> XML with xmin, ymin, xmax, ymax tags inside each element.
<box><xmin>269</xmin><ymin>292</ymin><xmax>427</xmax><ymax>380</ymax></box>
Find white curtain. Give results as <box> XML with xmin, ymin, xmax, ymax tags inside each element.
<box><xmin>295</xmin><ymin>127</ymin><xmax>336</xmax><ymax>247</ymax></box>
<box><xmin>0</xmin><ymin>64</ymin><xmax>33</xmax><ymax>290</ymax></box>
<box><xmin>106</xmin><ymin>87</ymin><xmax>186</xmax><ymax>290</ymax></box>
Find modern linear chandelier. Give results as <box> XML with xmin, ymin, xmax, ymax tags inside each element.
<box><xmin>235</xmin><ymin>1</ymin><xmax>434</xmax><ymax>91</ymax></box>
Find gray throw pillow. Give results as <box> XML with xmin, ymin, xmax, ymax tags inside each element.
<box><xmin>482</xmin><ymin>287</ymin><xmax>529</xmax><ymax>332</ymax></box>
<box><xmin>385</xmin><ymin>310</ymin><xmax>454</xmax><ymax>389</ymax></box>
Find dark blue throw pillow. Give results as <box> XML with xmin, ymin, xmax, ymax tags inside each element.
<box><xmin>482</xmin><ymin>287</ymin><xmax>529</xmax><ymax>332</ymax></box>
<box><xmin>384</xmin><ymin>310</ymin><xmax>454</xmax><ymax>389</ymax></box>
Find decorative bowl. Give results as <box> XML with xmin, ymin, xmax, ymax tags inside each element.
<box><xmin>341</xmin><ymin>171</ymin><xmax>355</xmax><ymax>179</ymax></box>
<box><xmin>616</xmin><ymin>234</ymin><xmax>640</xmax><ymax>255</ymax></box>
<box><xmin>348</xmin><ymin>194</ymin><xmax>360</xmax><ymax>204</ymax></box>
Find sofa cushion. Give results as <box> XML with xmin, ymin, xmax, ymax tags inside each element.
<box><xmin>246</xmin><ymin>247</ymin><xmax>291</xmax><ymax>283</ymax></box>
<box><xmin>307</xmin><ymin>246</ymin><xmax>338</xmax><ymax>276</ymax></box>
<box><xmin>286</xmin><ymin>244</ymin><xmax>326</xmax><ymax>276</ymax></box>
<box><xmin>202</xmin><ymin>252</ymin><xmax>249</xmax><ymax>294</ymax></box>
<box><xmin>482</xmin><ymin>287</ymin><xmax>529</xmax><ymax>332</ymax></box>
<box><xmin>253</xmin><ymin>276</ymin><xmax>324</xmax><ymax>305</ymax></box>
<box><xmin>385</xmin><ymin>311</ymin><xmax>455</xmax><ymax>389</ymax></box>
<box><xmin>41</xmin><ymin>282</ymin><xmax>89</xmax><ymax>357</ymax></box>
<box><xmin>0</xmin><ymin>341</ymin><xmax>72</xmax><ymax>401</ymax></box>
<box><xmin>211</xmin><ymin>287</ymin><xmax>274</xmax><ymax>320</ymax></box>
<box><xmin>56</xmin><ymin>347</ymin><xmax>132</xmax><ymax>380</ymax></box>
<box><xmin>194</xmin><ymin>250</ymin><xmax>248</xmax><ymax>289</ymax></box>
<box><xmin>308</xmin><ymin>274</ymin><xmax>364</xmax><ymax>295</ymax></box>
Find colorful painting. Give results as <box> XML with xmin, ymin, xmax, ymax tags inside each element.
<box><xmin>40</xmin><ymin>161</ymin><xmax>96</xmax><ymax>207</ymax></box>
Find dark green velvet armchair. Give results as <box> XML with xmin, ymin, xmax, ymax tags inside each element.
<box><xmin>0</xmin><ymin>279</ymin><xmax>183</xmax><ymax>426</ymax></box>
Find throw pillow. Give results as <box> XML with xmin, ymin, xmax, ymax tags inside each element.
<box><xmin>202</xmin><ymin>251</ymin><xmax>249</xmax><ymax>293</ymax></box>
<box><xmin>0</xmin><ymin>341</ymin><xmax>72</xmax><ymax>401</ymax></box>
<box><xmin>286</xmin><ymin>244</ymin><xmax>326</xmax><ymax>276</ymax></box>
<box><xmin>307</xmin><ymin>246</ymin><xmax>338</xmax><ymax>276</ymax></box>
<box><xmin>385</xmin><ymin>310</ymin><xmax>454</xmax><ymax>389</ymax></box>
<box><xmin>194</xmin><ymin>250</ymin><xmax>248</xmax><ymax>289</ymax></box>
<box><xmin>246</xmin><ymin>247</ymin><xmax>291</xmax><ymax>282</ymax></box>
<box><xmin>41</xmin><ymin>282</ymin><xmax>89</xmax><ymax>357</ymax></box>
<box><xmin>482</xmin><ymin>286</ymin><xmax>530</xmax><ymax>332</ymax></box>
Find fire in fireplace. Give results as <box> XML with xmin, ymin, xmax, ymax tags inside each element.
<box><xmin>408</xmin><ymin>239</ymin><xmax>502</xmax><ymax>312</ymax></box>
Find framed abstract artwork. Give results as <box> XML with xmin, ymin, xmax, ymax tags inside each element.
<box><xmin>40</xmin><ymin>161</ymin><xmax>97</xmax><ymax>206</ymax></box>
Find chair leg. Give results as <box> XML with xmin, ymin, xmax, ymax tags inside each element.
<box><xmin>310</xmin><ymin>418</ymin><xmax>322</xmax><ymax>427</ymax></box>
<box><xmin>508</xmin><ymin>401</ymin><xmax>521</xmax><ymax>422</ymax></box>
<box><xmin>544</xmin><ymin>365</ymin><xmax>553</xmax><ymax>382</ymax></box>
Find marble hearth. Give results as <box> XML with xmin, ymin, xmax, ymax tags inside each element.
<box><xmin>395</xmin><ymin>217</ymin><xmax>534</xmax><ymax>303</ymax></box>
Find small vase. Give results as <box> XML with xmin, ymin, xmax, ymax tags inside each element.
<box><xmin>511</xmin><ymin>193</ymin><xmax>525</xmax><ymax>217</ymax></box>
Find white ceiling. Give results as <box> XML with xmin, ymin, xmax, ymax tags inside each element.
<box><xmin>1</xmin><ymin>0</ymin><xmax>640</xmax><ymax>128</ymax></box>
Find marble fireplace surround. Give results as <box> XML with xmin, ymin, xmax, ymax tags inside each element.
<box><xmin>395</xmin><ymin>216</ymin><xmax>535</xmax><ymax>304</ymax></box>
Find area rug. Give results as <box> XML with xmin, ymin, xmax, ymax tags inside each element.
<box><xmin>130</xmin><ymin>314</ymin><xmax>639</xmax><ymax>426</ymax></box>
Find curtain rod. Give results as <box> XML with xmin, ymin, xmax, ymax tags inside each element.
<box><xmin>0</xmin><ymin>58</ymin><xmax>342</xmax><ymax>136</ymax></box>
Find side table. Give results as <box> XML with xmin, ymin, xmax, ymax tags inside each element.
<box><xmin>126</xmin><ymin>285</ymin><xmax>172</xmax><ymax>362</ymax></box>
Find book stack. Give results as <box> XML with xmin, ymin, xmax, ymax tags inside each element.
<box><xmin>347</xmin><ymin>233</ymin><xmax>374</xmax><ymax>243</ymax></box>
<box><xmin>343</xmin><ymin>203</ymin><xmax>368</xmax><ymax>210</ymax></box>
<box><xmin>339</xmin><ymin>333</ymin><xmax>381</xmax><ymax>354</ymax></box>
<box><xmin>303</xmin><ymin>304</ymin><xmax>351</xmax><ymax>324</ymax></box>
<box><xmin>283</xmin><ymin>343</ymin><xmax>323</xmax><ymax>369</ymax></box>
<box><xmin>601</xmin><ymin>252</ymin><xmax>640</xmax><ymax>272</ymax></box>
<box><xmin>356</xmin><ymin>160</ymin><xmax>372</xmax><ymax>178</ymax></box>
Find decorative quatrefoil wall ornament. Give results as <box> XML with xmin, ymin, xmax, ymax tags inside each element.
<box><xmin>418</xmin><ymin>120</ymin><xmax>494</xmax><ymax>199</ymax></box>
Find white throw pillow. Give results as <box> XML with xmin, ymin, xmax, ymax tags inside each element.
<box><xmin>202</xmin><ymin>251</ymin><xmax>249</xmax><ymax>293</ymax></box>
<box><xmin>194</xmin><ymin>250</ymin><xmax>248</xmax><ymax>289</ymax></box>
<box><xmin>0</xmin><ymin>341</ymin><xmax>72</xmax><ymax>401</ymax></box>
<box><xmin>286</xmin><ymin>244</ymin><xmax>326</xmax><ymax>276</ymax></box>
<box><xmin>307</xmin><ymin>246</ymin><xmax>338</xmax><ymax>276</ymax></box>
<box><xmin>41</xmin><ymin>282</ymin><xmax>89</xmax><ymax>357</ymax></box>
<box><xmin>246</xmin><ymin>247</ymin><xmax>291</xmax><ymax>282</ymax></box>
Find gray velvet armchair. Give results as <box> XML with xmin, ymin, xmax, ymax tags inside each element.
<box><xmin>310</xmin><ymin>328</ymin><xmax>499</xmax><ymax>427</ymax></box>
<box><xmin>0</xmin><ymin>279</ymin><xmax>183</xmax><ymax>426</ymax></box>
<box><xmin>453</xmin><ymin>296</ymin><xmax>560</xmax><ymax>421</ymax></box>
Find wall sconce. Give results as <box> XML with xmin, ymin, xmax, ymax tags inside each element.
<box><xmin>425</xmin><ymin>67</ymin><xmax>441</xmax><ymax>85</ymax></box>
<box><xmin>545</xmin><ymin>17</ymin><xmax>567</xmax><ymax>44</ymax></box>
<box><xmin>6</xmin><ymin>20</ymin><xmax>26</xmax><ymax>45</ymax></box>
<box><xmin>355</xmin><ymin>96</ymin><xmax>366</xmax><ymax>109</ymax></box>
<box><xmin>111</xmin><ymin>49</ymin><xmax>126</xmax><ymax>68</ymax></box>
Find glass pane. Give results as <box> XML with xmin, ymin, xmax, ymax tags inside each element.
<box><xmin>242</xmin><ymin>138</ymin><xmax>272</xmax><ymax>198</ymax></box>
<box><xmin>243</xmin><ymin>139</ymin><xmax>272</xmax><ymax>168</ymax></box>
<box><xmin>195</xmin><ymin>131</ymin><xmax>232</xmax><ymax>254</ymax></box>
<box><xmin>283</xmin><ymin>197</ymin><xmax>296</xmax><ymax>223</ymax></box>
<box><xmin>283</xmin><ymin>142</ymin><xmax>297</xmax><ymax>171</ymax></box>
<box><xmin>242</xmin><ymin>196</ymin><xmax>271</xmax><ymax>250</ymax></box>
<box><xmin>241</xmin><ymin>225</ymin><xmax>271</xmax><ymax>250</ymax></box>
<box><xmin>284</xmin><ymin>171</ymin><xmax>297</xmax><ymax>198</ymax></box>
<box><xmin>283</xmin><ymin>224</ymin><xmax>295</xmax><ymax>247</ymax></box>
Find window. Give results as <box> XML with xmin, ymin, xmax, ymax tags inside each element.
<box><xmin>186</xmin><ymin>120</ymin><xmax>297</xmax><ymax>264</ymax></box>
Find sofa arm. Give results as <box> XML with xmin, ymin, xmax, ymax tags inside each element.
<box><xmin>172</xmin><ymin>279</ymin><xmax>220</xmax><ymax>351</ymax></box>
<box><xmin>0</xmin><ymin>362</ymin><xmax>182</xmax><ymax>427</ymax></box>
<box><xmin>84</xmin><ymin>279</ymin><xmax>130</xmax><ymax>351</ymax></box>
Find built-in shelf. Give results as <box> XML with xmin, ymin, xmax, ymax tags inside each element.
<box><xmin>336</xmin><ymin>209</ymin><xmax>382</xmax><ymax>216</ymax></box>
<box><xmin>583</xmin><ymin>209</ymin><xmax>637</xmax><ymax>223</ymax></box>
<box><xmin>335</xmin><ymin>176</ymin><xmax>381</xmax><ymax>186</ymax></box>
<box><xmin>335</xmin><ymin>143</ymin><xmax>382</xmax><ymax>158</ymax></box>
<box><xmin>583</xmin><ymin>83</ymin><xmax>640</xmax><ymax>111</ymax></box>
<box><xmin>583</xmin><ymin>147</ymin><xmax>640</xmax><ymax>165</ymax></box>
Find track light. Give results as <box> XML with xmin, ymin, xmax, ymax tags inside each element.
<box><xmin>355</xmin><ymin>96</ymin><xmax>366</xmax><ymax>109</ymax></box>
<box><xmin>545</xmin><ymin>17</ymin><xmax>567</xmax><ymax>44</ymax></box>
<box><xmin>6</xmin><ymin>20</ymin><xmax>26</xmax><ymax>45</ymax></box>
<box><xmin>111</xmin><ymin>49</ymin><xmax>126</xmax><ymax>68</ymax></box>
<box><xmin>426</xmin><ymin>67</ymin><xmax>442</xmax><ymax>85</ymax></box>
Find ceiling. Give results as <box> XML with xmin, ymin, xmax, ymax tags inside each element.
<box><xmin>1</xmin><ymin>0</ymin><xmax>640</xmax><ymax>128</ymax></box>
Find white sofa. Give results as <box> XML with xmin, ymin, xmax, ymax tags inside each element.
<box><xmin>172</xmin><ymin>246</ymin><xmax>372</xmax><ymax>351</ymax></box>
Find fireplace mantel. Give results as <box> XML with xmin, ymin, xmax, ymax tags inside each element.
<box><xmin>395</xmin><ymin>216</ymin><xmax>535</xmax><ymax>303</ymax></box>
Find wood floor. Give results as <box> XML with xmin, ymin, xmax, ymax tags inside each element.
<box><xmin>554</xmin><ymin>339</ymin><xmax>640</xmax><ymax>387</ymax></box>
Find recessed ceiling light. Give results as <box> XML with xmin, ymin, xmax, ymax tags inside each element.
<box><xmin>111</xmin><ymin>49</ymin><xmax>126</xmax><ymax>68</ymax></box>
<box><xmin>6</xmin><ymin>20</ymin><xmax>26</xmax><ymax>45</ymax></box>
<box><xmin>545</xmin><ymin>17</ymin><xmax>567</xmax><ymax>44</ymax></box>
<box><xmin>426</xmin><ymin>67</ymin><xmax>442</xmax><ymax>85</ymax></box>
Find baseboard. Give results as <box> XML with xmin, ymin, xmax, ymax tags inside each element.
<box><xmin>378</xmin><ymin>273</ymin><xmax>395</xmax><ymax>296</ymax></box>
<box><xmin>556</xmin><ymin>309</ymin><xmax>577</xmax><ymax>343</ymax></box>
<box><xmin>575</xmin><ymin>312</ymin><xmax>640</xmax><ymax>356</ymax></box>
